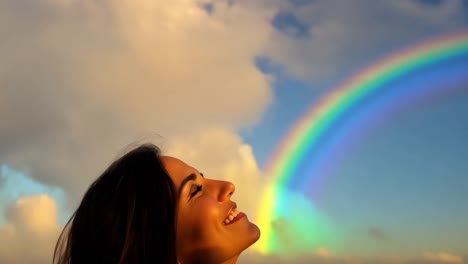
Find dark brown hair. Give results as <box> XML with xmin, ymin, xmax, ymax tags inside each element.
<box><xmin>53</xmin><ymin>144</ymin><xmax>178</xmax><ymax>264</ymax></box>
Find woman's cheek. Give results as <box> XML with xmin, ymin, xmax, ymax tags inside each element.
<box><xmin>192</xmin><ymin>196</ymin><xmax>222</xmax><ymax>224</ymax></box>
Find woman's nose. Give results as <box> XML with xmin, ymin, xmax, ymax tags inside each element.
<box><xmin>215</xmin><ymin>180</ymin><xmax>235</xmax><ymax>201</ymax></box>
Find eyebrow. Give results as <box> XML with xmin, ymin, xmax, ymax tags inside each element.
<box><xmin>178</xmin><ymin>173</ymin><xmax>197</xmax><ymax>196</ymax></box>
<box><xmin>178</xmin><ymin>172</ymin><xmax>205</xmax><ymax>197</ymax></box>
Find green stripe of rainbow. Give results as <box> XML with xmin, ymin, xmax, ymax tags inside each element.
<box><xmin>254</xmin><ymin>31</ymin><xmax>468</xmax><ymax>254</ymax></box>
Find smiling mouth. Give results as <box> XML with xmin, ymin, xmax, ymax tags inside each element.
<box><xmin>224</xmin><ymin>202</ymin><xmax>248</xmax><ymax>225</ymax></box>
<box><xmin>224</xmin><ymin>207</ymin><xmax>240</xmax><ymax>224</ymax></box>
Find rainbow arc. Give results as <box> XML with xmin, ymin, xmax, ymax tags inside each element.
<box><xmin>254</xmin><ymin>31</ymin><xmax>468</xmax><ymax>254</ymax></box>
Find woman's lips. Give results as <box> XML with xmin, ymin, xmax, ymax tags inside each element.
<box><xmin>223</xmin><ymin>203</ymin><xmax>247</xmax><ymax>225</ymax></box>
<box><xmin>228</xmin><ymin>212</ymin><xmax>246</xmax><ymax>225</ymax></box>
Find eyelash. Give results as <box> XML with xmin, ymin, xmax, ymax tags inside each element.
<box><xmin>190</xmin><ymin>184</ymin><xmax>203</xmax><ymax>198</ymax></box>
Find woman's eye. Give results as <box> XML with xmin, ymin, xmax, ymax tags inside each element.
<box><xmin>190</xmin><ymin>184</ymin><xmax>202</xmax><ymax>198</ymax></box>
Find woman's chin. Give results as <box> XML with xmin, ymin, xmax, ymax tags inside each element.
<box><xmin>247</xmin><ymin>222</ymin><xmax>261</xmax><ymax>246</ymax></box>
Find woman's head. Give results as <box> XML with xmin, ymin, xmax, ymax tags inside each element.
<box><xmin>162</xmin><ymin>156</ymin><xmax>260</xmax><ymax>264</ymax></box>
<box><xmin>54</xmin><ymin>144</ymin><xmax>260</xmax><ymax>264</ymax></box>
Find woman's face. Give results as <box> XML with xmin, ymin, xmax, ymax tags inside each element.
<box><xmin>160</xmin><ymin>156</ymin><xmax>260</xmax><ymax>264</ymax></box>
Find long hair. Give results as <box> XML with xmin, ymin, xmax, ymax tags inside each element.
<box><xmin>53</xmin><ymin>144</ymin><xmax>178</xmax><ymax>264</ymax></box>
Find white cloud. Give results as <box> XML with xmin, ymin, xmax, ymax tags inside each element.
<box><xmin>0</xmin><ymin>165</ymin><xmax>67</xmax><ymax>226</ymax></box>
<box><xmin>0</xmin><ymin>0</ymin><xmax>275</xmax><ymax>206</ymax></box>
<box><xmin>0</xmin><ymin>195</ymin><xmax>61</xmax><ymax>264</ymax></box>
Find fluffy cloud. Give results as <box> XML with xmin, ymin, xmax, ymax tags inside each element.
<box><xmin>0</xmin><ymin>195</ymin><xmax>61</xmax><ymax>264</ymax></box>
<box><xmin>0</xmin><ymin>0</ymin><xmax>275</xmax><ymax>206</ymax></box>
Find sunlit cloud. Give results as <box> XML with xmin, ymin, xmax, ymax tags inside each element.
<box><xmin>0</xmin><ymin>165</ymin><xmax>66</xmax><ymax>226</ymax></box>
<box><xmin>0</xmin><ymin>195</ymin><xmax>61</xmax><ymax>264</ymax></box>
<box><xmin>0</xmin><ymin>0</ymin><xmax>275</xmax><ymax>206</ymax></box>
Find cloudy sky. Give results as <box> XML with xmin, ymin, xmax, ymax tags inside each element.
<box><xmin>0</xmin><ymin>0</ymin><xmax>467</xmax><ymax>263</ymax></box>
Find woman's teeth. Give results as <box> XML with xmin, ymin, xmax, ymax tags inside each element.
<box><xmin>224</xmin><ymin>208</ymin><xmax>240</xmax><ymax>224</ymax></box>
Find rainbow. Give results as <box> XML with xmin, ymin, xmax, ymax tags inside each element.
<box><xmin>254</xmin><ymin>31</ymin><xmax>468</xmax><ymax>254</ymax></box>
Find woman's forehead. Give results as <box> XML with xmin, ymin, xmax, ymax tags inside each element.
<box><xmin>160</xmin><ymin>156</ymin><xmax>196</xmax><ymax>184</ymax></box>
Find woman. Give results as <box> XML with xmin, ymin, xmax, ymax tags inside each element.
<box><xmin>54</xmin><ymin>144</ymin><xmax>260</xmax><ymax>264</ymax></box>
